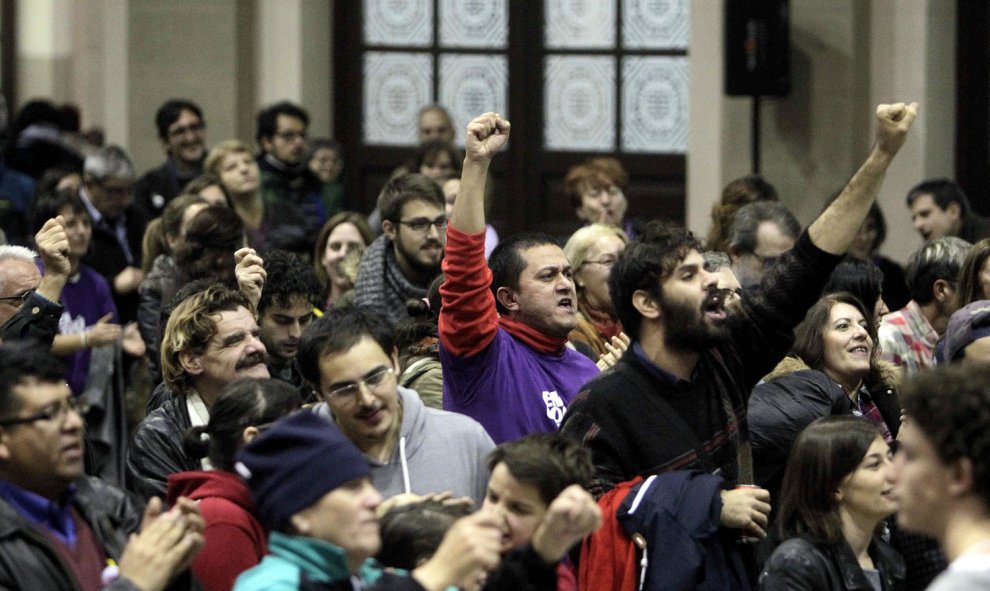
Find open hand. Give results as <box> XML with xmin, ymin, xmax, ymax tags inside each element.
<box><xmin>596</xmin><ymin>332</ymin><xmax>630</xmax><ymax>371</ymax></box>
<box><xmin>114</xmin><ymin>267</ymin><xmax>144</xmax><ymax>295</ymax></box>
<box><xmin>121</xmin><ymin>496</ymin><xmax>204</xmax><ymax>591</ymax></box>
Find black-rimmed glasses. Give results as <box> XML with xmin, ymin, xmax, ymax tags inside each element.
<box><xmin>398</xmin><ymin>217</ymin><xmax>448</xmax><ymax>234</ymax></box>
<box><xmin>0</xmin><ymin>289</ymin><xmax>34</xmax><ymax>306</ymax></box>
<box><xmin>0</xmin><ymin>396</ymin><xmax>90</xmax><ymax>428</ymax></box>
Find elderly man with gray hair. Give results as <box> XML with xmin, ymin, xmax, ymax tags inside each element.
<box><xmin>0</xmin><ymin>217</ymin><xmax>70</xmax><ymax>344</ymax></box>
<box><xmin>879</xmin><ymin>235</ymin><xmax>972</xmax><ymax>375</ymax></box>
<box><xmin>79</xmin><ymin>145</ymin><xmax>147</xmax><ymax>323</ymax></box>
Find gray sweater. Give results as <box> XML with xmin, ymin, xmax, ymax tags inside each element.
<box><xmin>315</xmin><ymin>386</ymin><xmax>494</xmax><ymax>506</ymax></box>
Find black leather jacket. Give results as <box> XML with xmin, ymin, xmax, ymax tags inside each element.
<box><xmin>760</xmin><ymin>536</ymin><xmax>905</xmax><ymax>591</ymax></box>
<box><xmin>0</xmin><ymin>290</ymin><xmax>62</xmax><ymax>345</ymax></box>
<box><xmin>0</xmin><ymin>477</ymin><xmax>142</xmax><ymax>591</ymax></box>
<box><xmin>126</xmin><ymin>393</ymin><xmax>198</xmax><ymax>501</ymax></box>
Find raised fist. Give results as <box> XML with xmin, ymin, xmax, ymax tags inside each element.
<box><xmin>464</xmin><ymin>113</ymin><xmax>510</xmax><ymax>164</ymax></box>
<box><xmin>875</xmin><ymin>102</ymin><xmax>918</xmax><ymax>156</ymax></box>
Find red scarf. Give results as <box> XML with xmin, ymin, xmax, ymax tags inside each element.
<box><xmin>498</xmin><ymin>316</ymin><xmax>567</xmax><ymax>354</ymax></box>
<box><xmin>581</xmin><ymin>302</ymin><xmax>622</xmax><ymax>342</ymax></box>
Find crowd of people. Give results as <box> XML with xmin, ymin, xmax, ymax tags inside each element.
<box><xmin>0</xmin><ymin>94</ymin><xmax>989</xmax><ymax>591</ymax></box>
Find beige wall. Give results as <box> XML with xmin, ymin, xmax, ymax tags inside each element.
<box><xmin>13</xmin><ymin>0</ymin><xmax>955</xmax><ymax>265</ymax></box>
<box><xmin>688</xmin><ymin>0</ymin><xmax>956</xmax><ymax>264</ymax></box>
<box><xmin>127</xmin><ymin>0</ymin><xmax>243</xmax><ymax>170</ymax></box>
<box><xmin>14</xmin><ymin>0</ymin><xmax>333</xmax><ymax>173</ymax></box>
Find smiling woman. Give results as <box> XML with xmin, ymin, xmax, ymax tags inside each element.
<box><xmin>759</xmin><ymin>416</ymin><xmax>904</xmax><ymax>591</ymax></box>
<box><xmin>748</xmin><ymin>292</ymin><xmax>901</xmax><ymax>505</ymax></box>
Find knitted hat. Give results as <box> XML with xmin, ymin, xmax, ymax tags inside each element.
<box><xmin>234</xmin><ymin>411</ymin><xmax>370</xmax><ymax>530</ymax></box>
<box><xmin>944</xmin><ymin>300</ymin><xmax>990</xmax><ymax>362</ymax></box>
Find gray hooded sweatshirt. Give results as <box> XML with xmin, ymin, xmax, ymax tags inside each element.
<box><xmin>315</xmin><ymin>386</ymin><xmax>494</xmax><ymax>506</ymax></box>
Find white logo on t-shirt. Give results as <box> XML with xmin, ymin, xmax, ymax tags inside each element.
<box><xmin>543</xmin><ymin>390</ymin><xmax>566</xmax><ymax>427</ymax></box>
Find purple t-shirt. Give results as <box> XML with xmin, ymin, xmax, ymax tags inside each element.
<box><xmin>59</xmin><ymin>266</ymin><xmax>118</xmax><ymax>395</ymax></box>
<box><xmin>441</xmin><ymin>330</ymin><xmax>600</xmax><ymax>444</ymax></box>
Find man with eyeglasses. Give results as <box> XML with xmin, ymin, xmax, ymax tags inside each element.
<box><xmin>79</xmin><ymin>145</ymin><xmax>146</xmax><ymax>324</ymax></box>
<box><xmin>128</xmin><ymin>285</ymin><xmax>270</xmax><ymax>501</ymax></box>
<box><xmin>727</xmin><ymin>200</ymin><xmax>801</xmax><ymax>293</ymax></box>
<box><xmin>133</xmin><ymin>99</ymin><xmax>207</xmax><ymax>220</ymax></box>
<box><xmin>255</xmin><ymin>101</ymin><xmax>328</xmax><ymax>243</ymax></box>
<box><xmin>0</xmin><ymin>341</ymin><xmax>206</xmax><ymax>591</ymax></box>
<box><xmin>0</xmin><ymin>216</ymin><xmax>70</xmax><ymax>345</ymax></box>
<box><xmin>299</xmin><ymin>307</ymin><xmax>493</xmax><ymax>505</ymax></box>
<box><xmin>354</xmin><ymin>173</ymin><xmax>447</xmax><ymax>327</ymax></box>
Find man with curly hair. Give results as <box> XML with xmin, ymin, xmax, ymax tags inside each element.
<box><xmin>561</xmin><ymin>103</ymin><xmax>917</xmax><ymax>586</ymax></box>
<box><xmin>894</xmin><ymin>364</ymin><xmax>990</xmax><ymax>590</ymax></box>
<box><xmin>257</xmin><ymin>250</ymin><xmax>321</xmax><ymax>400</ymax></box>
<box><xmin>127</xmin><ymin>284</ymin><xmax>269</xmax><ymax>500</ymax></box>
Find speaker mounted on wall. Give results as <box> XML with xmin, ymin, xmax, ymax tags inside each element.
<box><xmin>725</xmin><ymin>0</ymin><xmax>791</xmax><ymax>97</ymax></box>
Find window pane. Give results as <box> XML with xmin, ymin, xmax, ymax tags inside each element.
<box><xmin>621</xmin><ymin>56</ymin><xmax>688</xmax><ymax>153</ymax></box>
<box><xmin>622</xmin><ymin>0</ymin><xmax>690</xmax><ymax>49</ymax></box>
<box><xmin>439</xmin><ymin>54</ymin><xmax>509</xmax><ymax>145</ymax></box>
<box><xmin>364</xmin><ymin>0</ymin><xmax>433</xmax><ymax>47</ymax></box>
<box><xmin>544</xmin><ymin>55</ymin><xmax>616</xmax><ymax>151</ymax></box>
<box><xmin>440</xmin><ymin>0</ymin><xmax>508</xmax><ymax>49</ymax></box>
<box><xmin>364</xmin><ymin>52</ymin><xmax>434</xmax><ymax>146</ymax></box>
<box><xmin>545</xmin><ymin>0</ymin><xmax>616</xmax><ymax>49</ymax></box>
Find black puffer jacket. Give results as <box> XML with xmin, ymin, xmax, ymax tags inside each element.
<box><xmin>0</xmin><ymin>477</ymin><xmax>142</xmax><ymax>590</ymax></box>
<box><xmin>748</xmin><ymin>356</ymin><xmax>900</xmax><ymax>502</ymax></box>
<box><xmin>126</xmin><ymin>393</ymin><xmax>197</xmax><ymax>501</ymax></box>
<box><xmin>760</xmin><ymin>536</ymin><xmax>904</xmax><ymax>591</ymax></box>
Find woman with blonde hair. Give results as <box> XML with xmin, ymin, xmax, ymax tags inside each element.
<box><xmin>138</xmin><ymin>193</ymin><xmax>210</xmax><ymax>381</ymax></box>
<box><xmin>563</xmin><ymin>223</ymin><xmax>629</xmax><ymax>360</ymax></box>
<box><xmin>205</xmin><ymin>140</ymin><xmax>307</xmax><ymax>254</ymax></box>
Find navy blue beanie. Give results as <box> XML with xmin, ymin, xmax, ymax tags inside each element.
<box><xmin>234</xmin><ymin>411</ymin><xmax>370</xmax><ymax>530</ymax></box>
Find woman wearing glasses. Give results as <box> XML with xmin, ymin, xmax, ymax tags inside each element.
<box><xmin>563</xmin><ymin>224</ymin><xmax>630</xmax><ymax>367</ymax></box>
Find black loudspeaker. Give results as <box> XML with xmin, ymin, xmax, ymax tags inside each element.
<box><xmin>725</xmin><ymin>0</ymin><xmax>791</xmax><ymax>96</ymax></box>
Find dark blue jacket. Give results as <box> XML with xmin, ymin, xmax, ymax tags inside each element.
<box><xmin>618</xmin><ymin>471</ymin><xmax>750</xmax><ymax>591</ymax></box>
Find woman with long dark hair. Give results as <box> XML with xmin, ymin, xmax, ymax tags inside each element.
<box><xmin>759</xmin><ymin>416</ymin><xmax>904</xmax><ymax>590</ymax></box>
<box><xmin>749</xmin><ymin>292</ymin><xmax>900</xmax><ymax>502</ymax></box>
